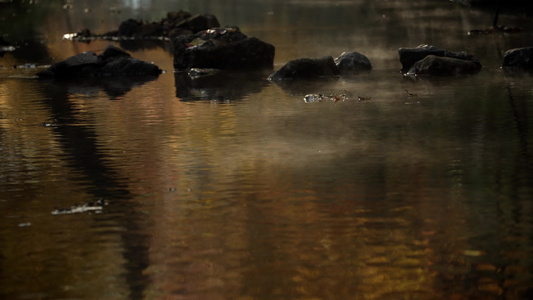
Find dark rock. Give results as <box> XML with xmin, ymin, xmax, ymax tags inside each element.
<box><xmin>268</xmin><ymin>56</ymin><xmax>339</xmax><ymax>81</ymax></box>
<box><xmin>398</xmin><ymin>44</ymin><xmax>481</xmax><ymax>73</ymax></box>
<box><xmin>99</xmin><ymin>44</ymin><xmax>131</xmax><ymax>60</ymax></box>
<box><xmin>167</xmin><ymin>10</ymin><xmax>192</xmax><ymax>21</ymax></box>
<box><xmin>118</xmin><ymin>19</ymin><xmax>144</xmax><ymax>36</ymax></box>
<box><xmin>100</xmin><ymin>56</ymin><xmax>160</xmax><ymax>76</ymax></box>
<box><xmin>406</xmin><ymin>55</ymin><xmax>482</xmax><ymax>76</ymax></box>
<box><xmin>76</xmin><ymin>28</ymin><xmax>92</xmax><ymax>38</ymax></box>
<box><xmin>174</xmin><ymin>14</ymin><xmax>220</xmax><ymax>35</ymax></box>
<box><xmin>502</xmin><ymin>47</ymin><xmax>533</xmax><ymax>70</ymax></box>
<box><xmin>36</xmin><ymin>44</ymin><xmax>161</xmax><ymax>78</ymax></box>
<box><xmin>98</xmin><ymin>10</ymin><xmax>219</xmax><ymax>39</ymax></box>
<box><xmin>173</xmin><ymin>27</ymin><xmax>275</xmax><ymax>71</ymax></box>
<box><xmin>140</xmin><ymin>22</ymin><xmax>165</xmax><ymax>37</ymax></box>
<box><xmin>37</xmin><ymin>52</ymin><xmax>100</xmax><ymax>78</ymax></box>
<box><xmin>335</xmin><ymin>51</ymin><xmax>372</xmax><ymax>74</ymax></box>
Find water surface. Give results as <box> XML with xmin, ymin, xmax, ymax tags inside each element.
<box><xmin>1</xmin><ymin>1</ymin><xmax>533</xmax><ymax>299</ymax></box>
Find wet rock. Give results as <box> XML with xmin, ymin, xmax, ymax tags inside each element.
<box><xmin>502</xmin><ymin>47</ymin><xmax>533</xmax><ymax>71</ymax></box>
<box><xmin>69</xmin><ymin>10</ymin><xmax>220</xmax><ymax>41</ymax></box>
<box><xmin>171</xmin><ymin>14</ymin><xmax>221</xmax><ymax>38</ymax></box>
<box><xmin>36</xmin><ymin>52</ymin><xmax>99</xmax><ymax>77</ymax></box>
<box><xmin>118</xmin><ymin>19</ymin><xmax>144</xmax><ymax>36</ymax></box>
<box><xmin>36</xmin><ymin>44</ymin><xmax>162</xmax><ymax>78</ymax></box>
<box><xmin>268</xmin><ymin>56</ymin><xmax>339</xmax><ymax>81</ymax></box>
<box><xmin>406</xmin><ymin>55</ymin><xmax>482</xmax><ymax>76</ymax></box>
<box><xmin>113</xmin><ymin>13</ymin><xmax>219</xmax><ymax>38</ymax></box>
<box><xmin>173</xmin><ymin>27</ymin><xmax>275</xmax><ymax>71</ymax></box>
<box><xmin>398</xmin><ymin>44</ymin><xmax>481</xmax><ymax>74</ymax></box>
<box><xmin>334</xmin><ymin>51</ymin><xmax>372</xmax><ymax>74</ymax></box>
<box><xmin>166</xmin><ymin>10</ymin><xmax>192</xmax><ymax>21</ymax></box>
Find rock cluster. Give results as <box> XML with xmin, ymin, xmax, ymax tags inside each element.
<box><xmin>36</xmin><ymin>44</ymin><xmax>161</xmax><ymax>78</ymax></box>
<box><xmin>398</xmin><ymin>44</ymin><xmax>482</xmax><ymax>76</ymax></box>
<box><xmin>36</xmin><ymin>9</ymin><xmax>533</xmax><ymax>86</ymax></box>
<box><xmin>71</xmin><ymin>10</ymin><xmax>220</xmax><ymax>40</ymax></box>
<box><xmin>268</xmin><ymin>51</ymin><xmax>371</xmax><ymax>81</ymax></box>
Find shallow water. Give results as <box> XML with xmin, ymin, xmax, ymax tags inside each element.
<box><xmin>1</xmin><ymin>0</ymin><xmax>533</xmax><ymax>299</ymax></box>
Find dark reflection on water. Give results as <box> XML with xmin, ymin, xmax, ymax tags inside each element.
<box><xmin>1</xmin><ymin>0</ymin><xmax>533</xmax><ymax>299</ymax></box>
<box><xmin>39</xmin><ymin>81</ymin><xmax>152</xmax><ymax>300</ymax></box>
<box><xmin>175</xmin><ymin>70</ymin><xmax>270</xmax><ymax>101</ymax></box>
<box><xmin>42</xmin><ymin>75</ymin><xmax>160</xmax><ymax>99</ymax></box>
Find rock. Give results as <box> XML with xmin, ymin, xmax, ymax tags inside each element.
<box><xmin>113</xmin><ymin>11</ymin><xmax>219</xmax><ymax>38</ymax></box>
<box><xmin>116</xmin><ymin>18</ymin><xmax>166</xmax><ymax>37</ymax></box>
<box><xmin>36</xmin><ymin>44</ymin><xmax>162</xmax><ymax>78</ymax></box>
<box><xmin>173</xmin><ymin>14</ymin><xmax>220</xmax><ymax>36</ymax></box>
<box><xmin>406</xmin><ymin>55</ymin><xmax>482</xmax><ymax>76</ymax></box>
<box><xmin>173</xmin><ymin>27</ymin><xmax>275</xmax><ymax>71</ymax></box>
<box><xmin>99</xmin><ymin>44</ymin><xmax>131</xmax><ymax>60</ymax></box>
<box><xmin>268</xmin><ymin>56</ymin><xmax>339</xmax><ymax>81</ymax></box>
<box><xmin>100</xmin><ymin>56</ymin><xmax>160</xmax><ymax>76</ymax></box>
<box><xmin>69</xmin><ymin>10</ymin><xmax>220</xmax><ymax>40</ymax></box>
<box><xmin>334</xmin><ymin>51</ymin><xmax>372</xmax><ymax>74</ymax></box>
<box><xmin>502</xmin><ymin>47</ymin><xmax>533</xmax><ymax>71</ymax></box>
<box><xmin>398</xmin><ymin>44</ymin><xmax>481</xmax><ymax>73</ymax></box>
<box><xmin>166</xmin><ymin>10</ymin><xmax>191</xmax><ymax>21</ymax></box>
<box><xmin>118</xmin><ymin>19</ymin><xmax>144</xmax><ymax>36</ymax></box>
<box><xmin>36</xmin><ymin>52</ymin><xmax>99</xmax><ymax>77</ymax></box>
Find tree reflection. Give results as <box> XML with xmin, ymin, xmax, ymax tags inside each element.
<box><xmin>37</xmin><ymin>80</ymin><xmax>152</xmax><ymax>300</ymax></box>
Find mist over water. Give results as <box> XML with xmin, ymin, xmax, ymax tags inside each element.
<box><xmin>1</xmin><ymin>1</ymin><xmax>533</xmax><ymax>299</ymax></box>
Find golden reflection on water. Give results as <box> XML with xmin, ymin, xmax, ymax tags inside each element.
<box><xmin>1</xmin><ymin>0</ymin><xmax>533</xmax><ymax>299</ymax></box>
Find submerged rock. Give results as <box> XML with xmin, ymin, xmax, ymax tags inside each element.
<box><xmin>502</xmin><ymin>47</ymin><xmax>533</xmax><ymax>71</ymax></box>
<box><xmin>406</xmin><ymin>55</ymin><xmax>482</xmax><ymax>76</ymax></box>
<box><xmin>334</xmin><ymin>51</ymin><xmax>372</xmax><ymax>74</ymax></box>
<box><xmin>268</xmin><ymin>56</ymin><xmax>339</xmax><ymax>81</ymax></box>
<box><xmin>36</xmin><ymin>44</ymin><xmax>162</xmax><ymax>78</ymax></box>
<box><xmin>173</xmin><ymin>27</ymin><xmax>275</xmax><ymax>71</ymax></box>
<box><xmin>169</xmin><ymin>13</ymin><xmax>221</xmax><ymax>38</ymax></box>
<box><xmin>398</xmin><ymin>44</ymin><xmax>481</xmax><ymax>74</ymax></box>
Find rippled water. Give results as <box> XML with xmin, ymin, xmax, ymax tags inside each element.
<box><xmin>1</xmin><ymin>0</ymin><xmax>533</xmax><ymax>299</ymax></box>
